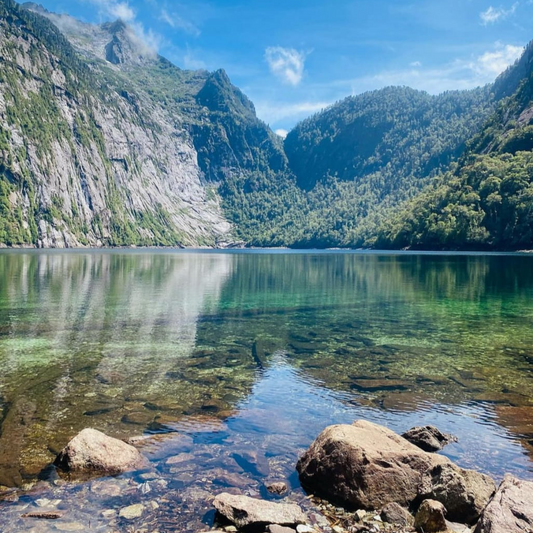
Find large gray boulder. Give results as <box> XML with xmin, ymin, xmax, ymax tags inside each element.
<box><xmin>54</xmin><ymin>428</ymin><xmax>148</xmax><ymax>474</ymax></box>
<box><xmin>213</xmin><ymin>493</ymin><xmax>306</xmax><ymax>528</ymax></box>
<box><xmin>474</xmin><ymin>475</ymin><xmax>533</xmax><ymax>533</ymax></box>
<box><xmin>296</xmin><ymin>420</ymin><xmax>495</xmax><ymax>524</ymax></box>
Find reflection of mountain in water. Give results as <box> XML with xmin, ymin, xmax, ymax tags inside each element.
<box><xmin>0</xmin><ymin>251</ymin><xmax>532</xmax><ymax>488</ymax></box>
<box><xmin>0</xmin><ymin>251</ymin><xmax>257</xmax><ymax>486</ymax></box>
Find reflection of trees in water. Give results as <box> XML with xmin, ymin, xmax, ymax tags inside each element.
<box><xmin>0</xmin><ymin>252</ymin><xmax>532</xmax><ymax>486</ymax></box>
<box><xmin>197</xmin><ymin>253</ymin><xmax>533</xmax><ymax>460</ymax></box>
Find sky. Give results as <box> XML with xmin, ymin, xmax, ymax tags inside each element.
<box><xmin>33</xmin><ymin>0</ymin><xmax>533</xmax><ymax>134</ymax></box>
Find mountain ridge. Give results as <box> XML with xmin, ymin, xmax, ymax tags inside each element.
<box><xmin>1</xmin><ymin>0</ymin><xmax>532</xmax><ymax>250</ymax></box>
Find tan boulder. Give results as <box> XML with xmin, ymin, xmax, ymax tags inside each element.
<box><xmin>54</xmin><ymin>428</ymin><xmax>148</xmax><ymax>475</ymax></box>
<box><xmin>296</xmin><ymin>420</ymin><xmax>495</xmax><ymax>524</ymax></box>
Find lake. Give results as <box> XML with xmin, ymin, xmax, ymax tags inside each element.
<box><xmin>0</xmin><ymin>250</ymin><xmax>532</xmax><ymax>531</ymax></box>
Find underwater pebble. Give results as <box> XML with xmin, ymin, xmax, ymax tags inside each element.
<box><xmin>119</xmin><ymin>503</ymin><xmax>145</xmax><ymax>519</ymax></box>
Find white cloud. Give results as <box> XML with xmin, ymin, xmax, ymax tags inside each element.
<box><xmin>159</xmin><ymin>8</ymin><xmax>200</xmax><ymax>36</ymax></box>
<box><xmin>480</xmin><ymin>3</ymin><xmax>518</xmax><ymax>25</ymax></box>
<box><xmin>256</xmin><ymin>100</ymin><xmax>331</xmax><ymax>125</ymax></box>
<box><xmin>275</xmin><ymin>129</ymin><xmax>288</xmax><ymax>138</ymax></box>
<box><xmin>85</xmin><ymin>0</ymin><xmax>163</xmax><ymax>53</ymax></box>
<box><xmin>410</xmin><ymin>61</ymin><xmax>422</xmax><ymax>68</ymax></box>
<box><xmin>110</xmin><ymin>2</ymin><xmax>135</xmax><ymax>22</ymax></box>
<box><xmin>340</xmin><ymin>42</ymin><xmax>524</xmax><ymax>95</ymax></box>
<box><xmin>472</xmin><ymin>43</ymin><xmax>523</xmax><ymax>76</ymax></box>
<box><xmin>265</xmin><ymin>47</ymin><xmax>306</xmax><ymax>86</ymax></box>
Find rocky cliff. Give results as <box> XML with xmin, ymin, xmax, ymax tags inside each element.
<box><xmin>0</xmin><ymin>0</ymin><xmax>283</xmax><ymax>247</ymax></box>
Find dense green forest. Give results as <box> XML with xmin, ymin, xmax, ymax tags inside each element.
<box><xmin>1</xmin><ymin>0</ymin><xmax>533</xmax><ymax>250</ymax></box>
<box><xmin>375</xmin><ymin>42</ymin><xmax>533</xmax><ymax>250</ymax></box>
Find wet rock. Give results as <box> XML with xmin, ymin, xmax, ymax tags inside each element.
<box><xmin>119</xmin><ymin>503</ymin><xmax>145</xmax><ymax>519</ymax></box>
<box><xmin>296</xmin><ymin>420</ymin><xmax>495</xmax><ymax>523</ymax></box>
<box><xmin>402</xmin><ymin>426</ymin><xmax>457</xmax><ymax>452</ymax></box>
<box><xmin>415</xmin><ymin>500</ymin><xmax>447</xmax><ymax>532</ymax></box>
<box><xmin>166</xmin><ymin>453</ymin><xmax>195</xmax><ymax>465</ymax></box>
<box><xmin>474</xmin><ymin>475</ymin><xmax>533</xmax><ymax>533</ymax></box>
<box><xmin>54</xmin><ymin>428</ymin><xmax>148</xmax><ymax>474</ymax></box>
<box><xmin>55</xmin><ymin>523</ymin><xmax>85</xmax><ymax>531</ymax></box>
<box><xmin>267</xmin><ymin>481</ymin><xmax>288</xmax><ymax>495</ymax></box>
<box><xmin>213</xmin><ymin>492</ymin><xmax>307</xmax><ymax>528</ymax></box>
<box><xmin>419</xmin><ymin>463</ymin><xmax>496</xmax><ymax>524</ymax></box>
<box><xmin>380</xmin><ymin>502</ymin><xmax>414</xmax><ymax>527</ymax></box>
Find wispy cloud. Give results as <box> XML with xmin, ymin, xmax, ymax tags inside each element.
<box><xmin>265</xmin><ymin>47</ymin><xmax>307</xmax><ymax>86</ymax></box>
<box><xmin>159</xmin><ymin>8</ymin><xmax>201</xmax><ymax>36</ymax></box>
<box><xmin>333</xmin><ymin>42</ymin><xmax>524</xmax><ymax>95</ymax></box>
<box><xmin>480</xmin><ymin>3</ymin><xmax>518</xmax><ymax>25</ymax></box>
<box><xmin>85</xmin><ymin>0</ymin><xmax>164</xmax><ymax>53</ymax></box>
<box><xmin>255</xmin><ymin>100</ymin><xmax>331</xmax><ymax>125</ymax></box>
<box><xmin>275</xmin><ymin>129</ymin><xmax>288</xmax><ymax>138</ymax></box>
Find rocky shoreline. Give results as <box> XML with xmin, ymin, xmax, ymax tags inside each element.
<box><xmin>1</xmin><ymin>420</ymin><xmax>531</xmax><ymax>533</ymax></box>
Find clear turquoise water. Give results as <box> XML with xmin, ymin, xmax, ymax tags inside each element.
<box><xmin>0</xmin><ymin>250</ymin><xmax>532</xmax><ymax>531</ymax></box>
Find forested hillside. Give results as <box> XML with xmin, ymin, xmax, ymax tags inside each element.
<box><xmin>223</xmin><ymin>86</ymin><xmax>499</xmax><ymax>248</ymax></box>
<box><xmin>376</xmin><ymin>42</ymin><xmax>533</xmax><ymax>250</ymax></box>
<box><xmin>1</xmin><ymin>0</ymin><xmax>532</xmax><ymax>250</ymax></box>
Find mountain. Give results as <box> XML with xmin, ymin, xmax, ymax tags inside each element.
<box><xmin>227</xmin><ymin>86</ymin><xmax>499</xmax><ymax>248</ymax></box>
<box><xmin>0</xmin><ymin>0</ymin><xmax>285</xmax><ymax>247</ymax></box>
<box><xmin>1</xmin><ymin>0</ymin><xmax>531</xmax><ymax>250</ymax></box>
<box><xmin>375</xmin><ymin>41</ymin><xmax>533</xmax><ymax>251</ymax></box>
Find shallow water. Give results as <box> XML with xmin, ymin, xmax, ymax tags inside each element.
<box><xmin>0</xmin><ymin>250</ymin><xmax>532</xmax><ymax>531</ymax></box>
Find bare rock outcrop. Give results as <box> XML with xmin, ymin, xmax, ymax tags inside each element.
<box><xmin>296</xmin><ymin>420</ymin><xmax>495</xmax><ymax>524</ymax></box>
<box><xmin>54</xmin><ymin>428</ymin><xmax>148</xmax><ymax>474</ymax></box>
<box><xmin>474</xmin><ymin>475</ymin><xmax>533</xmax><ymax>533</ymax></box>
<box><xmin>213</xmin><ymin>492</ymin><xmax>306</xmax><ymax>528</ymax></box>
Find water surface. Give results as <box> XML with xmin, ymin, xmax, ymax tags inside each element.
<box><xmin>0</xmin><ymin>250</ymin><xmax>532</xmax><ymax>531</ymax></box>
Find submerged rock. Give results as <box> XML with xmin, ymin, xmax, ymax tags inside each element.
<box><xmin>267</xmin><ymin>481</ymin><xmax>288</xmax><ymax>495</ymax></box>
<box><xmin>402</xmin><ymin>425</ymin><xmax>457</xmax><ymax>452</ymax></box>
<box><xmin>213</xmin><ymin>492</ymin><xmax>306</xmax><ymax>528</ymax></box>
<box><xmin>474</xmin><ymin>475</ymin><xmax>533</xmax><ymax>533</ymax></box>
<box><xmin>296</xmin><ymin>420</ymin><xmax>495</xmax><ymax>524</ymax></box>
<box><xmin>54</xmin><ymin>428</ymin><xmax>148</xmax><ymax>474</ymax></box>
<box><xmin>414</xmin><ymin>500</ymin><xmax>447</xmax><ymax>532</ymax></box>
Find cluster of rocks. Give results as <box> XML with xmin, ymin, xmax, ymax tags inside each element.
<box><xmin>18</xmin><ymin>422</ymin><xmax>533</xmax><ymax>533</ymax></box>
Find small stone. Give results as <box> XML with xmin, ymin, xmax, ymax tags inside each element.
<box><xmin>119</xmin><ymin>503</ymin><xmax>145</xmax><ymax>519</ymax></box>
<box><xmin>332</xmin><ymin>526</ymin><xmax>344</xmax><ymax>533</ymax></box>
<box><xmin>380</xmin><ymin>502</ymin><xmax>414</xmax><ymax>527</ymax></box>
<box><xmin>224</xmin><ymin>527</ymin><xmax>237</xmax><ymax>533</ymax></box>
<box><xmin>297</xmin><ymin>525</ymin><xmax>314</xmax><ymax>533</ymax></box>
<box><xmin>355</xmin><ymin>510</ymin><xmax>367</xmax><ymax>521</ymax></box>
<box><xmin>268</xmin><ymin>526</ymin><xmax>296</xmax><ymax>533</ymax></box>
<box><xmin>415</xmin><ymin>500</ymin><xmax>447</xmax><ymax>532</ymax></box>
<box><xmin>166</xmin><ymin>453</ymin><xmax>195</xmax><ymax>465</ymax></box>
<box><xmin>267</xmin><ymin>482</ymin><xmax>288</xmax><ymax>495</ymax></box>
<box><xmin>102</xmin><ymin>509</ymin><xmax>117</xmax><ymax>519</ymax></box>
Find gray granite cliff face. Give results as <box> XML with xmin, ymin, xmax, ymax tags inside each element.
<box><xmin>1</xmin><ymin>2</ymin><xmax>238</xmax><ymax>247</ymax></box>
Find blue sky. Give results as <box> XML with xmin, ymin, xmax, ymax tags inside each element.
<box><xmin>34</xmin><ymin>0</ymin><xmax>532</xmax><ymax>133</ymax></box>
